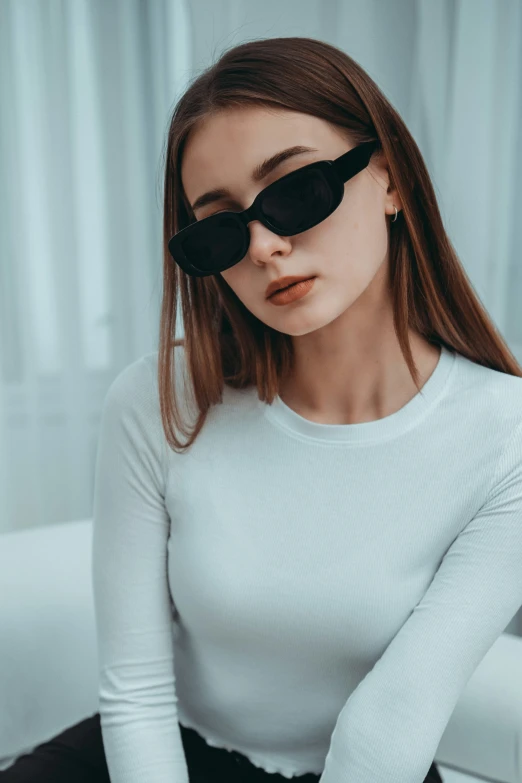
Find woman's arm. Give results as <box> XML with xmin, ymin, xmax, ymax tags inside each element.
<box><xmin>319</xmin><ymin>419</ymin><xmax>522</xmax><ymax>783</ymax></box>
<box><xmin>92</xmin><ymin>354</ymin><xmax>189</xmax><ymax>783</ymax></box>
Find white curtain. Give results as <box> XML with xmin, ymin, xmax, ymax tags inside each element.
<box><xmin>1</xmin><ymin>0</ymin><xmax>521</xmax><ymax>539</ymax></box>
<box><xmin>0</xmin><ymin>0</ymin><xmax>192</xmax><ymax>532</ymax></box>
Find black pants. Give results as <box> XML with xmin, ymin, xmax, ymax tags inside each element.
<box><xmin>1</xmin><ymin>712</ymin><xmax>444</xmax><ymax>782</ymax></box>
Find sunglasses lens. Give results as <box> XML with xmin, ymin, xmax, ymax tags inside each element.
<box><xmin>173</xmin><ymin>167</ymin><xmax>335</xmax><ymax>275</ymax></box>
<box><xmin>261</xmin><ymin>167</ymin><xmax>334</xmax><ymax>233</ymax></box>
<box><xmin>179</xmin><ymin>214</ymin><xmax>245</xmax><ymax>274</ymax></box>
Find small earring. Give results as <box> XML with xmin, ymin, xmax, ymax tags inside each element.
<box><xmin>391</xmin><ymin>205</ymin><xmax>398</xmax><ymax>222</ymax></box>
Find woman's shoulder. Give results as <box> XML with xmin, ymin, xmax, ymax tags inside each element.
<box><xmin>106</xmin><ymin>343</ymin><xmax>186</xmax><ymax>402</ymax></box>
<box><xmin>105</xmin><ymin>351</ymin><xmax>158</xmax><ymax>407</ymax></box>
<box><xmin>453</xmin><ymin>350</ymin><xmax>522</xmax><ymax>440</ymax></box>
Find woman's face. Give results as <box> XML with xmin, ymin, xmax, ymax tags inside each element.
<box><xmin>180</xmin><ymin>106</ymin><xmax>400</xmax><ymax>337</ymax></box>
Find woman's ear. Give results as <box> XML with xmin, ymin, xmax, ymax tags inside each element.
<box><xmin>371</xmin><ymin>152</ymin><xmax>403</xmax><ymax>216</ymax></box>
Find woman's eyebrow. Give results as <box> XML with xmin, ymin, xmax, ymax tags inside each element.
<box><xmin>190</xmin><ymin>145</ymin><xmax>319</xmax><ymax>212</ymax></box>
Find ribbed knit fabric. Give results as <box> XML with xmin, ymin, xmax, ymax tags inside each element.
<box><xmin>91</xmin><ymin>343</ymin><xmax>522</xmax><ymax>783</ymax></box>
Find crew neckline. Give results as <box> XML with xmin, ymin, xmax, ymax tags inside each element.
<box><xmin>260</xmin><ymin>344</ymin><xmax>457</xmax><ymax>444</ymax></box>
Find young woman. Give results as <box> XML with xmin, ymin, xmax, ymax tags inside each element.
<box><xmin>5</xmin><ymin>35</ymin><xmax>522</xmax><ymax>783</ymax></box>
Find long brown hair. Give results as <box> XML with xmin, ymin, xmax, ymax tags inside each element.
<box><xmin>158</xmin><ymin>36</ymin><xmax>521</xmax><ymax>453</ymax></box>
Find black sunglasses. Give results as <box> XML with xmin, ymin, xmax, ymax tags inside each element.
<box><xmin>168</xmin><ymin>139</ymin><xmax>380</xmax><ymax>278</ymax></box>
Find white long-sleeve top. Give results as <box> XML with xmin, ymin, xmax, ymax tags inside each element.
<box><xmin>91</xmin><ymin>342</ymin><xmax>522</xmax><ymax>783</ymax></box>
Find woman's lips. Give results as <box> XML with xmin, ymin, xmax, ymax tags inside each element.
<box><xmin>268</xmin><ymin>277</ymin><xmax>316</xmax><ymax>305</ymax></box>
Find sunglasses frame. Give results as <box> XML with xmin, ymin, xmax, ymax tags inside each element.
<box><xmin>168</xmin><ymin>139</ymin><xmax>380</xmax><ymax>277</ymax></box>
